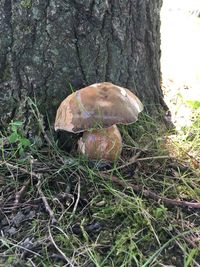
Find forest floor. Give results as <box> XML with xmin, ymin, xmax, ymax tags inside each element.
<box><xmin>0</xmin><ymin>2</ymin><xmax>200</xmax><ymax>267</ymax></box>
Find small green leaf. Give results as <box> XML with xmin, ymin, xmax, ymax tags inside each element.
<box><xmin>8</xmin><ymin>132</ymin><xmax>19</xmax><ymax>143</ymax></box>
<box><xmin>10</xmin><ymin>121</ymin><xmax>23</xmax><ymax>132</ymax></box>
<box><xmin>19</xmin><ymin>147</ymin><xmax>25</xmax><ymax>155</ymax></box>
<box><xmin>186</xmin><ymin>100</ymin><xmax>200</xmax><ymax>109</ymax></box>
<box><xmin>20</xmin><ymin>138</ymin><xmax>31</xmax><ymax>147</ymax></box>
<box><xmin>153</xmin><ymin>205</ymin><xmax>167</xmax><ymax>219</ymax></box>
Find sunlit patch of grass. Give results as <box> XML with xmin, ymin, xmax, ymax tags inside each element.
<box><xmin>165</xmin><ymin>102</ymin><xmax>200</xmax><ymax>169</ymax></box>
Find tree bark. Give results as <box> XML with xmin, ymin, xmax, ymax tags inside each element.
<box><xmin>0</xmin><ymin>0</ymin><xmax>167</xmax><ymax>129</ymax></box>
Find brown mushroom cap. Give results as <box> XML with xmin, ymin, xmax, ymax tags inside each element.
<box><xmin>54</xmin><ymin>82</ymin><xmax>143</xmax><ymax>133</ymax></box>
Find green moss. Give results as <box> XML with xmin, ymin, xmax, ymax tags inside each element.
<box><xmin>20</xmin><ymin>0</ymin><xmax>32</xmax><ymax>8</ymax></box>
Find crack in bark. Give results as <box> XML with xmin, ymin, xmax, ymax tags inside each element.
<box><xmin>105</xmin><ymin>1</ymin><xmax>114</xmax><ymax>82</ymax></box>
<box><xmin>42</xmin><ymin>0</ymin><xmax>52</xmax><ymax>104</ymax></box>
<box><xmin>73</xmin><ymin>28</ymin><xmax>88</xmax><ymax>86</ymax></box>
<box><xmin>0</xmin><ymin>0</ymin><xmax>13</xmax><ymax>80</ymax></box>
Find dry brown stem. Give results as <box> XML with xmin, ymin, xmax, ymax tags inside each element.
<box><xmin>36</xmin><ymin>175</ymin><xmax>57</xmax><ymax>224</ymax></box>
<box><xmin>101</xmin><ymin>173</ymin><xmax>200</xmax><ymax>209</ymax></box>
<box><xmin>13</xmin><ymin>179</ymin><xmax>31</xmax><ymax>210</ymax></box>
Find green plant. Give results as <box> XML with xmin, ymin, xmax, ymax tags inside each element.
<box><xmin>7</xmin><ymin>121</ymin><xmax>31</xmax><ymax>155</ymax></box>
<box><xmin>186</xmin><ymin>100</ymin><xmax>200</xmax><ymax>110</ymax></box>
<box><xmin>20</xmin><ymin>0</ymin><xmax>32</xmax><ymax>8</ymax></box>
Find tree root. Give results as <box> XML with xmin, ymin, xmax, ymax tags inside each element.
<box><xmin>101</xmin><ymin>173</ymin><xmax>200</xmax><ymax>209</ymax></box>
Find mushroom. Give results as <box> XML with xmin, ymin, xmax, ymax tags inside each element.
<box><xmin>77</xmin><ymin>125</ymin><xmax>122</xmax><ymax>161</ymax></box>
<box><xmin>54</xmin><ymin>82</ymin><xmax>143</xmax><ymax>161</ymax></box>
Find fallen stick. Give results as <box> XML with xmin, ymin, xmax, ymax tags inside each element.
<box><xmin>137</xmin><ymin>155</ymin><xmax>172</xmax><ymax>161</ymax></box>
<box><xmin>36</xmin><ymin>174</ymin><xmax>57</xmax><ymax>224</ymax></box>
<box><xmin>13</xmin><ymin>179</ymin><xmax>31</xmax><ymax>210</ymax></box>
<box><xmin>0</xmin><ymin>160</ymin><xmax>40</xmax><ymax>178</ymax></box>
<box><xmin>101</xmin><ymin>173</ymin><xmax>200</xmax><ymax>209</ymax></box>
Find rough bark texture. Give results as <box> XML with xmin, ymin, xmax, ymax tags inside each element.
<box><xmin>0</xmin><ymin>0</ymin><xmax>167</xmax><ymax>128</ymax></box>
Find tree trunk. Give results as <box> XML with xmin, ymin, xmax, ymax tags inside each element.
<box><xmin>0</xmin><ymin>0</ymin><xmax>167</xmax><ymax>129</ymax></box>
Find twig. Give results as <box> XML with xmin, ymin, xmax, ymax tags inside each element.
<box><xmin>101</xmin><ymin>173</ymin><xmax>200</xmax><ymax>209</ymax></box>
<box><xmin>107</xmin><ymin>150</ymin><xmax>142</xmax><ymax>172</ymax></box>
<box><xmin>72</xmin><ymin>177</ymin><xmax>81</xmax><ymax>215</ymax></box>
<box><xmin>36</xmin><ymin>175</ymin><xmax>57</xmax><ymax>224</ymax></box>
<box><xmin>105</xmin><ymin>143</ymin><xmax>152</xmax><ymax>173</ymax></box>
<box><xmin>174</xmin><ymin>228</ymin><xmax>198</xmax><ymax>249</ymax></box>
<box><xmin>137</xmin><ymin>155</ymin><xmax>172</xmax><ymax>161</ymax></box>
<box><xmin>0</xmin><ymin>160</ymin><xmax>40</xmax><ymax>179</ymax></box>
<box><xmin>48</xmin><ymin>225</ymin><xmax>74</xmax><ymax>267</ymax></box>
<box><xmin>13</xmin><ymin>179</ymin><xmax>31</xmax><ymax>210</ymax></box>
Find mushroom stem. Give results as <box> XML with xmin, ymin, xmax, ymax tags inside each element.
<box><xmin>78</xmin><ymin>125</ymin><xmax>122</xmax><ymax>161</ymax></box>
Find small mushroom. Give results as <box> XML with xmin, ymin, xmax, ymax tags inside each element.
<box><xmin>54</xmin><ymin>82</ymin><xmax>143</xmax><ymax>161</ymax></box>
<box><xmin>78</xmin><ymin>125</ymin><xmax>122</xmax><ymax>161</ymax></box>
